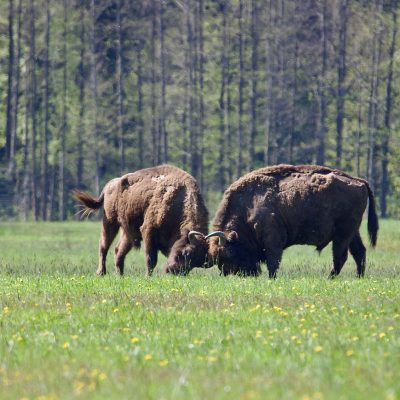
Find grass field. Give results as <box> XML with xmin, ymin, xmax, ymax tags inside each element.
<box><xmin>0</xmin><ymin>220</ymin><xmax>399</xmax><ymax>400</ymax></box>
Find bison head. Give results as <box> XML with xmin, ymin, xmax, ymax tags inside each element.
<box><xmin>206</xmin><ymin>231</ymin><xmax>261</xmax><ymax>276</ymax></box>
<box><xmin>164</xmin><ymin>231</ymin><xmax>210</xmax><ymax>275</ymax></box>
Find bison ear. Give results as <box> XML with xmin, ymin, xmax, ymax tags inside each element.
<box><xmin>228</xmin><ymin>231</ymin><xmax>238</xmax><ymax>242</ymax></box>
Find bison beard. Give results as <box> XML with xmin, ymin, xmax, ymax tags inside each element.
<box><xmin>73</xmin><ymin>165</ymin><xmax>209</xmax><ymax>276</ymax></box>
<box><xmin>207</xmin><ymin>164</ymin><xmax>378</xmax><ymax>278</ymax></box>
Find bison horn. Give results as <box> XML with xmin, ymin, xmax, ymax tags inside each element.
<box><xmin>188</xmin><ymin>231</ymin><xmax>205</xmax><ymax>244</ymax></box>
<box><xmin>205</xmin><ymin>231</ymin><xmax>227</xmax><ymax>246</ymax></box>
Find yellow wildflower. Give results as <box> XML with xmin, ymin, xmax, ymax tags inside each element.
<box><xmin>73</xmin><ymin>380</ymin><xmax>85</xmax><ymax>395</ymax></box>
<box><xmin>98</xmin><ymin>372</ymin><xmax>107</xmax><ymax>381</ymax></box>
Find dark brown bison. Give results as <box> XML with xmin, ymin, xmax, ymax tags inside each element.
<box><xmin>73</xmin><ymin>165</ymin><xmax>209</xmax><ymax>276</ymax></box>
<box><xmin>206</xmin><ymin>164</ymin><xmax>378</xmax><ymax>278</ymax></box>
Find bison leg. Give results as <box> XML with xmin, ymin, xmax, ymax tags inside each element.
<box><xmin>349</xmin><ymin>231</ymin><xmax>366</xmax><ymax>278</ymax></box>
<box><xmin>329</xmin><ymin>239</ymin><xmax>349</xmax><ymax>278</ymax></box>
<box><xmin>97</xmin><ymin>219</ymin><xmax>119</xmax><ymax>276</ymax></box>
<box><xmin>142</xmin><ymin>230</ymin><xmax>158</xmax><ymax>276</ymax></box>
<box><xmin>265</xmin><ymin>249</ymin><xmax>283</xmax><ymax>279</ymax></box>
<box><xmin>114</xmin><ymin>234</ymin><xmax>133</xmax><ymax>276</ymax></box>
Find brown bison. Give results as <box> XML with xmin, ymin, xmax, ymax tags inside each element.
<box><xmin>73</xmin><ymin>165</ymin><xmax>209</xmax><ymax>276</ymax></box>
<box><xmin>206</xmin><ymin>164</ymin><xmax>378</xmax><ymax>278</ymax></box>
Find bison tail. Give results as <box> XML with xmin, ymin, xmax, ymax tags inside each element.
<box><xmin>73</xmin><ymin>190</ymin><xmax>104</xmax><ymax>219</ymax></box>
<box><xmin>366</xmin><ymin>183</ymin><xmax>379</xmax><ymax>247</ymax></box>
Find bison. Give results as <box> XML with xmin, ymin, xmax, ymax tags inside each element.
<box><xmin>73</xmin><ymin>165</ymin><xmax>209</xmax><ymax>276</ymax></box>
<box><xmin>205</xmin><ymin>164</ymin><xmax>378</xmax><ymax>278</ymax></box>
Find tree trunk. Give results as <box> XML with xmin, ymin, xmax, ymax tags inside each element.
<box><xmin>7</xmin><ymin>0</ymin><xmax>21</xmax><ymax>178</ymax></box>
<box><xmin>355</xmin><ymin>103</ymin><xmax>362</xmax><ymax>177</ymax></box>
<box><xmin>28</xmin><ymin>0</ymin><xmax>38</xmax><ymax>220</ymax></box>
<box><xmin>185</xmin><ymin>0</ymin><xmax>198</xmax><ymax>178</ymax></box>
<box><xmin>5</xmin><ymin>0</ymin><xmax>15</xmax><ymax>163</ymax></box>
<box><xmin>226</xmin><ymin>25</ymin><xmax>233</xmax><ymax>184</ymax></box>
<box><xmin>197</xmin><ymin>0</ymin><xmax>205</xmax><ymax>190</ymax></box>
<box><xmin>59</xmin><ymin>0</ymin><xmax>67</xmax><ymax>221</ymax></box>
<box><xmin>218</xmin><ymin>1</ymin><xmax>228</xmax><ymax>191</ymax></box>
<box><xmin>116</xmin><ymin>0</ymin><xmax>125</xmax><ymax>173</ymax></box>
<box><xmin>264</xmin><ymin>1</ymin><xmax>271</xmax><ymax>166</ymax></box>
<box><xmin>159</xmin><ymin>0</ymin><xmax>168</xmax><ymax>163</ymax></box>
<box><xmin>268</xmin><ymin>0</ymin><xmax>279</xmax><ymax>165</ymax></box>
<box><xmin>49</xmin><ymin>165</ymin><xmax>56</xmax><ymax>221</ymax></box>
<box><xmin>41</xmin><ymin>0</ymin><xmax>50</xmax><ymax>220</ymax></box>
<box><xmin>248</xmin><ymin>0</ymin><xmax>258</xmax><ymax>170</ymax></box>
<box><xmin>237</xmin><ymin>0</ymin><xmax>244</xmax><ymax>177</ymax></box>
<box><xmin>22</xmin><ymin>72</ymin><xmax>30</xmax><ymax>220</ymax></box>
<box><xmin>276</xmin><ymin>0</ymin><xmax>286</xmax><ymax>163</ymax></box>
<box><xmin>76</xmin><ymin>4</ymin><xmax>85</xmax><ymax>189</ymax></box>
<box><xmin>380</xmin><ymin>0</ymin><xmax>397</xmax><ymax>217</ymax></box>
<box><xmin>192</xmin><ymin>0</ymin><xmax>200</xmax><ymax>179</ymax></box>
<box><xmin>316</xmin><ymin>0</ymin><xmax>327</xmax><ymax>165</ymax></box>
<box><xmin>90</xmin><ymin>0</ymin><xmax>100</xmax><ymax>195</ymax></box>
<box><xmin>335</xmin><ymin>0</ymin><xmax>348</xmax><ymax>169</ymax></box>
<box><xmin>150</xmin><ymin>0</ymin><xmax>159</xmax><ymax>165</ymax></box>
<box><xmin>289</xmin><ymin>40</ymin><xmax>298</xmax><ymax>164</ymax></box>
<box><xmin>182</xmin><ymin>34</ymin><xmax>189</xmax><ymax>171</ymax></box>
<box><xmin>366</xmin><ymin>0</ymin><xmax>382</xmax><ymax>189</ymax></box>
<box><xmin>135</xmin><ymin>42</ymin><xmax>144</xmax><ymax>168</ymax></box>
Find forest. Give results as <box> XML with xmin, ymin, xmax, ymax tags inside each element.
<box><xmin>0</xmin><ymin>0</ymin><xmax>399</xmax><ymax>220</ymax></box>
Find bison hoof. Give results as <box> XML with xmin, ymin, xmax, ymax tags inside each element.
<box><xmin>165</xmin><ymin>266</ymin><xmax>187</xmax><ymax>276</ymax></box>
<box><xmin>328</xmin><ymin>271</ymin><xmax>338</xmax><ymax>279</ymax></box>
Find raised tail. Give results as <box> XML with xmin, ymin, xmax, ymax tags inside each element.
<box><xmin>73</xmin><ymin>190</ymin><xmax>104</xmax><ymax>219</ymax></box>
<box><xmin>365</xmin><ymin>183</ymin><xmax>379</xmax><ymax>247</ymax></box>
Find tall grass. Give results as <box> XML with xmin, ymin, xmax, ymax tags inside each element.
<box><xmin>0</xmin><ymin>220</ymin><xmax>399</xmax><ymax>399</ymax></box>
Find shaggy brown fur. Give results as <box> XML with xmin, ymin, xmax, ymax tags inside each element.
<box><xmin>73</xmin><ymin>165</ymin><xmax>209</xmax><ymax>276</ymax></box>
<box><xmin>207</xmin><ymin>164</ymin><xmax>378</xmax><ymax>278</ymax></box>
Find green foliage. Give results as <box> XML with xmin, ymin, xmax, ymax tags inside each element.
<box><xmin>0</xmin><ymin>0</ymin><xmax>400</xmax><ymax>219</ymax></box>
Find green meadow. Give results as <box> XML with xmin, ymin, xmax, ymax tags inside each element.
<box><xmin>0</xmin><ymin>220</ymin><xmax>399</xmax><ymax>400</ymax></box>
